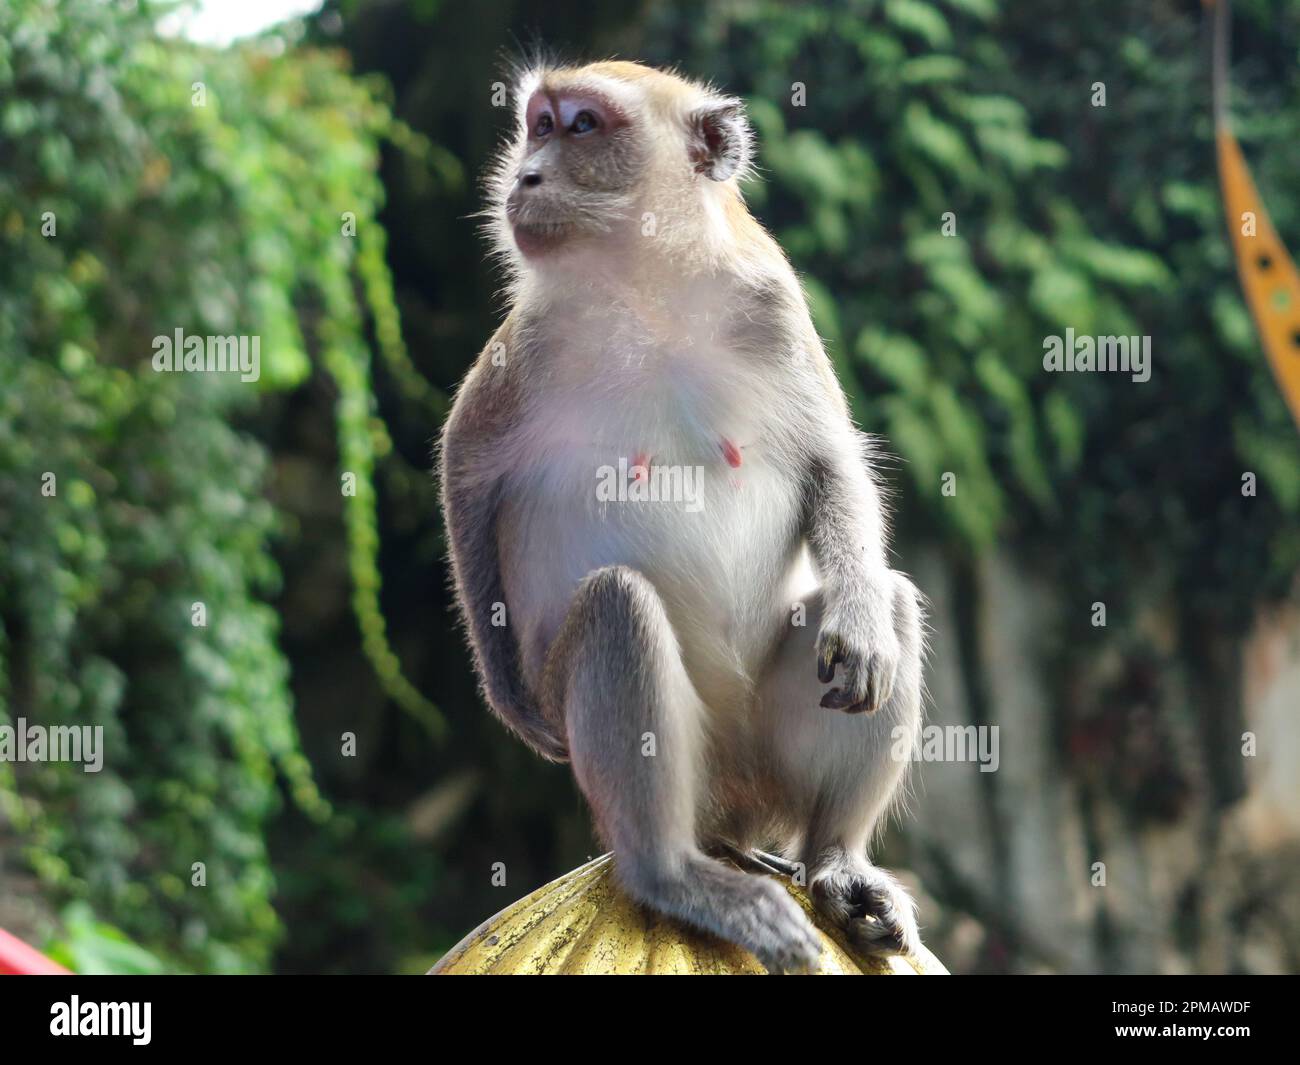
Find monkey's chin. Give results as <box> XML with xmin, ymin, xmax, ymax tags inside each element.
<box><xmin>511</xmin><ymin>222</ymin><xmax>572</xmax><ymax>258</ymax></box>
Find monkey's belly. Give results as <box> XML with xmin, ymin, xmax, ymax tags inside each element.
<box><xmin>499</xmin><ymin>461</ymin><xmax>805</xmax><ymax>701</ymax></box>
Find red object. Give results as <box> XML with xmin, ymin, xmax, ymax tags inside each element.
<box><xmin>0</xmin><ymin>927</ymin><xmax>69</xmax><ymax>975</ymax></box>
<box><xmin>721</xmin><ymin>438</ymin><xmax>742</xmax><ymax>468</ymax></box>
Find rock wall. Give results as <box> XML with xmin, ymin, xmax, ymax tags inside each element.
<box><xmin>900</xmin><ymin>550</ymin><xmax>1300</xmax><ymax>974</ymax></box>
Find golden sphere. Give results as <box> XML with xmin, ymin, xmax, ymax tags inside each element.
<box><xmin>431</xmin><ymin>853</ymin><xmax>947</xmax><ymax>975</ymax></box>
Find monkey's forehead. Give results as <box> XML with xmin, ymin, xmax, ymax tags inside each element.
<box><xmin>519</xmin><ymin>62</ymin><xmax>707</xmax><ymax>119</ymax></box>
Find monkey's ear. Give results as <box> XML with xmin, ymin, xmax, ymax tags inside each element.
<box><xmin>689</xmin><ymin>97</ymin><xmax>752</xmax><ymax>182</ymax></box>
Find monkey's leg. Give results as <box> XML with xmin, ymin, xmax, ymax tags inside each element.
<box><xmin>545</xmin><ymin>565</ymin><xmax>823</xmax><ymax>973</ymax></box>
<box><xmin>758</xmin><ymin>572</ymin><xmax>925</xmax><ymax>957</ymax></box>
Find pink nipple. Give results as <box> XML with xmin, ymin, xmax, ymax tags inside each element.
<box><xmin>721</xmin><ymin>438</ymin><xmax>742</xmax><ymax>468</ymax></box>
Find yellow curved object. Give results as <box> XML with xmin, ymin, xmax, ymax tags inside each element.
<box><xmin>1210</xmin><ymin>0</ymin><xmax>1300</xmax><ymax>431</ymax></box>
<box><xmin>1217</xmin><ymin>131</ymin><xmax>1300</xmax><ymax>430</ymax></box>
<box><xmin>429</xmin><ymin>853</ymin><xmax>948</xmax><ymax>975</ymax></box>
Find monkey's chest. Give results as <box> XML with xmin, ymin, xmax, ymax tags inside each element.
<box><xmin>499</xmin><ymin>365</ymin><xmax>804</xmax><ymax>686</ymax></box>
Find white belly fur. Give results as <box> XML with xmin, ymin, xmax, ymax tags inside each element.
<box><xmin>498</xmin><ymin>328</ymin><xmax>806</xmax><ymax>708</ymax></box>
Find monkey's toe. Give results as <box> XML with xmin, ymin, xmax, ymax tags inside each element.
<box><xmin>812</xmin><ymin>864</ymin><xmax>920</xmax><ymax>959</ymax></box>
<box><xmin>851</xmin><ymin>881</ymin><xmax>920</xmax><ymax>957</ymax></box>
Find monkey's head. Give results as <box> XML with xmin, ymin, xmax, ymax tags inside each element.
<box><xmin>488</xmin><ymin>60</ymin><xmax>755</xmax><ymax>269</ymax></box>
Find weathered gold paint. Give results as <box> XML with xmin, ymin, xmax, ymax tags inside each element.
<box><xmin>430</xmin><ymin>854</ymin><xmax>948</xmax><ymax>975</ymax></box>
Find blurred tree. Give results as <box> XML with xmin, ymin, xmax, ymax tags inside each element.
<box><xmin>0</xmin><ymin>0</ymin><xmax>448</xmax><ymax>971</ymax></box>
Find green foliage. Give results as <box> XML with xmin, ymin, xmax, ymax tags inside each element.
<box><xmin>0</xmin><ymin>0</ymin><xmax>445</xmax><ymax>970</ymax></box>
<box><xmin>992</xmin><ymin>0</ymin><xmax>1300</xmax><ymax>625</ymax></box>
<box><xmin>44</xmin><ymin>902</ymin><xmax>168</xmax><ymax>974</ymax></box>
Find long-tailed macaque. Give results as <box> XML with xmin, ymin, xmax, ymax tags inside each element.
<box><xmin>439</xmin><ymin>60</ymin><xmax>924</xmax><ymax>971</ymax></box>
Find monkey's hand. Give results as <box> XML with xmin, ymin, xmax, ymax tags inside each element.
<box><xmin>816</xmin><ymin>576</ymin><xmax>900</xmax><ymax>714</ymax></box>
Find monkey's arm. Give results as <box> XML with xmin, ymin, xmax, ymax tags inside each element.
<box><xmin>438</xmin><ymin>348</ymin><xmax>569</xmax><ymax>762</ymax></box>
<box><xmin>801</xmin><ymin>370</ymin><xmax>901</xmax><ymax>714</ymax></box>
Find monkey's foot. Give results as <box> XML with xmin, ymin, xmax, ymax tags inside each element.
<box><xmin>640</xmin><ymin>852</ymin><xmax>823</xmax><ymax>973</ymax></box>
<box><xmin>810</xmin><ymin>859</ymin><xmax>921</xmax><ymax>959</ymax></box>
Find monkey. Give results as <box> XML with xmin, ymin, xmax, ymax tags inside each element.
<box><xmin>438</xmin><ymin>59</ymin><xmax>925</xmax><ymax>972</ymax></box>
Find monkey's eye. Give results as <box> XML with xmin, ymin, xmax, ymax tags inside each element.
<box><xmin>570</xmin><ymin>110</ymin><xmax>599</xmax><ymax>135</ymax></box>
<box><xmin>534</xmin><ymin>113</ymin><xmax>554</xmax><ymax>138</ymax></box>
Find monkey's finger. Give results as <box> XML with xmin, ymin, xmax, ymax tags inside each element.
<box><xmin>858</xmin><ymin>669</ymin><xmax>881</xmax><ymax>715</ymax></box>
<box><xmin>841</xmin><ymin>654</ymin><xmax>872</xmax><ymax>704</ymax></box>
<box><xmin>819</xmin><ymin>687</ymin><xmax>847</xmax><ymax>709</ymax></box>
<box><xmin>839</xmin><ymin>672</ymin><xmax>882</xmax><ymax>714</ymax></box>
<box><xmin>820</xmin><ymin>687</ymin><xmax>866</xmax><ymax>712</ymax></box>
<box><xmin>867</xmin><ymin>656</ymin><xmax>896</xmax><ymax>711</ymax></box>
<box><xmin>816</xmin><ymin>638</ymin><xmax>842</xmax><ymax>683</ymax></box>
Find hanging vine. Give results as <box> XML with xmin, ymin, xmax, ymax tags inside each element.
<box><xmin>0</xmin><ymin>0</ymin><xmax>452</xmax><ymax>969</ymax></box>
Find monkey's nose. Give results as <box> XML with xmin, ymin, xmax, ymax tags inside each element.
<box><xmin>519</xmin><ymin>170</ymin><xmax>543</xmax><ymax>189</ymax></box>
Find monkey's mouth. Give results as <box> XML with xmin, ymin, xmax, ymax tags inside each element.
<box><xmin>505</xmin><ymin>196</ymin><xmax>578</xmax><ymax>257</ymax></box>
<box><xmin>509</xmin><ymin>219</ymin><xmax>573</xmax><ymax>257</ymax></box>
